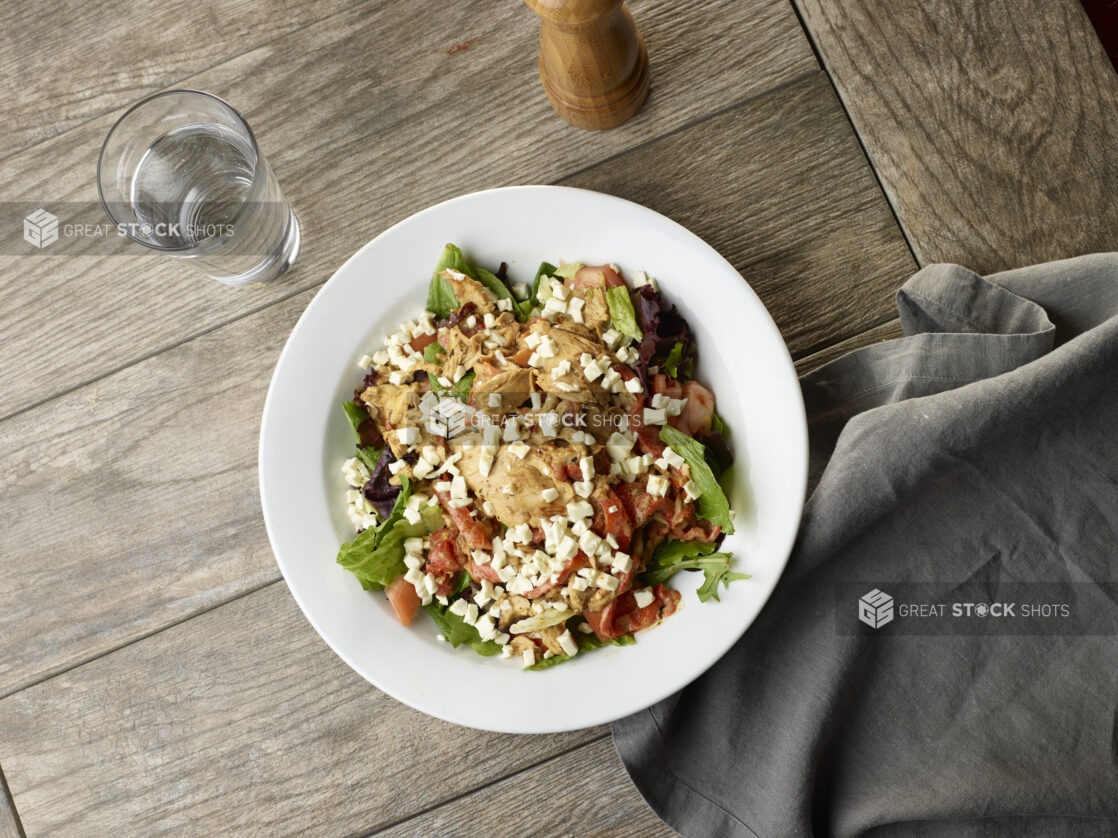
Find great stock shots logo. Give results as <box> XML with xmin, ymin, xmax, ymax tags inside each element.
<box><xmin>858</xmin><ymin>588</ymin><xmax>895</xmax><ymax>629</ymax></box>
<box><xmin>23</xmin><ymin>209</ymin><xmax>59</xmax><ymax>248</ymax></box>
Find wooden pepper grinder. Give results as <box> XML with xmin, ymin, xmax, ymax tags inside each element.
<box><xmin>523</xmin><ymin>0</ymin><xmax>650</xmax><ymax>130</ymax></box>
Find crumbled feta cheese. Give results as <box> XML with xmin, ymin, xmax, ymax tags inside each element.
<box><xmin>551</xmin><ymin>280</ymin><xmax>569</xmax><ymax>301</ymax></box>
<box><xmin>450</xmin><ymin>475</ymin><xmax>468</xmax><ymax>500</ymax></box>
<box><xmin>601</xmin><ymin>328</ymin><xmax>621</xmax><ymax>349</ymax></box>
<box><xmin>512</xmin><ymin>282</ymin><xmax>529</xmax><ymax>300</ymax></box>
<box><xmin>449</xmin><ymin>598</ymin><xmax>468</xmax><ymax>617</ymax></box>
<box><xmin>372</xmin><ymin>350</ymin><xmax>390</xmax><ymax>366</ymax></box>
<box><xmin>606</xmin><ymin>432</ymin><xmax>634</xmax><ymax>461</ymax></box>
<box><xmin>584</xmin><ymin>360</ymin><xmax>604</xmax><ymax>382</ymax></box>
<box><xmin>482</xmin><ymin>500</ymin><xmax>495</xmax><ymax>517</ymax></box>
<box><xmin>625</xmin><ymin>377</ymin><xmax>643</xmax><ymax>394</ymax></box>
<box><xmin>464</xmin><ymin>603</ymin><xmax>479</xmax><ymax>625</ymax></box>
<box><xmin>508</xmin><ymin>441</ymin><xmax>531</xmax><ymax>459</ymax></box>
<box><xmin>541</xmin><ymin>487</ymin><xmax>559</xmax><ymax>503</ymax></box>
<box><xmin>651</xmin><ymin>393</ymin><xmax>669</xmax><ymax>409</ymax></box>
<box><xmin>537</xmin><ymin>336</ymin><xmax>557</xmax><ymax>358</ymax></box>
<box><xmin>579</xmin><ymin>456</ymin><xmax>595</xmax><ymax>480</ymax></box>
<box><xmin>396</xmin><ymin>426</ymin><xmax>420</xmax><ymax>446</ymax></box>
<box><xmin>541</xmin><ymin>297</ymin><xmax>567</xmax><ymax>318</ymax></box>
<box><xmin>567</xmin><ymin>296</ymin><xmax>585</xmax><ymax>324</ymax></box>
<box><xmin>647</xmin><ymin>474</ymin><xmax>669</xmax><ymax>498</ymax></box>
<box><xmin>666</xmin><ymin>397</ymin><xmax>687</xmax><ymax>417</ymax></box>
<box><xmin>634</xmin><ymin>589</ymin><xmax>655</xmax><ymax>609</ymax></box>
<box><xmin>643</xmin><ymin>407</ymin><xmax>667</xmax><ymax>425</ymax></box>
<box><xmin>341</xmin><ymin>457</ymin><xmax>370</xmax><ymax>488</ymax></box>
<box><xmin>479</xmin><ymin>447</ymin><xmax>494</xmax><ymax>478</ymax></box>
<box><xmin>483</xmin><ymin>313</ymin><xmax>496</xmax><ymax>329</ymax></box>
<box><xmin>597</xmin><ymin>572</ymin><xmax>620</xmax><ymax>592</ymax></box>
<box><xmin>566</xmin><ymin>500</ymin><xmax>593</xmax><ymax>520</ymax></box>
<box><xmin>503</xmin><ymin>417</ymin><xmax>522</xmax><ymax>442</ymax></box>
<box><xmin>522</xmin><ymin>648</ymin><xmax>536</xmax><ymax>668</ymax></box>
<box><xmin>611</xmin><ymin>552</ymin><xmax>632</xmax><ymax>573</ymax></box>
<box><xmin>683</xmin><ymin>480</ymin><xmax>700</xmax><ymax>500</ymax></box>
<box><xmin>556</xmin><ymin>535</ymin><xmax>578</xmax><ymax>563</ymax></box>
<box><xmin>579</xmin><ymin>530</ymin><xmax>602</xmax><ymax>555</ymax></box>
<box><xmin>662</xmin><ymin>446</ymin><xmax>686</xmax><ymax>470</ymax></box>
<box><xmin>573</xmin><ymin>481</ymin><xmax>593</xmax><ymax>498</ymax></box>
<box><xmin>496</xmin><ymin>298</ymin><xmax>513</xmax><ymax>312</ymax></box>
<box><xmin>558</xmin><ymin>630</ymin><xmax>579</xmax><ymax>657</ymax></box>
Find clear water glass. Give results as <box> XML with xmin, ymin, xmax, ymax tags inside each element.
<box><xmin>97</xmin><ymin>90</ymin><xmax>300</xmax><ymax>286</ymax></box>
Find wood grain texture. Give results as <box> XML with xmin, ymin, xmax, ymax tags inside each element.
<box><xmin>794</xmin><ymin>318</ymin><xmax>903</xmax><ymax>375</ymax></box>
<box><xmin>0</xmin><ymin>288</ymin><xmax>311</xmax><ymax>697</ymax></box>
<box><xmin>0</xmin><ymin>0</ymin><xmax>356</xmax><ymax>159</ymax></box>
<box><xmin>370</xmin><ymin>737</ymin><xmax>676</xmax><ymax>838</ymax></box>
<box><xmin>0</xmin><ymin>72</ymin><xmax>913</xmax><ymax>700</ymax></box>
<box><xmin>796</xmin><ymin>0</ymin><xmax>1118</xmax><ymax>273</ymax></box>
<box><xmin>563</xmin><ymin>72</ymin><xmax>917</xmax><ymax>358</ymax></box>
<box><xmin>0</xmin><ymin>767</ymin><xmax>22</xmax><ymax>838</ymax></box>
<box><xmin>0</xmin><ymin>0</ymin><xmax>815</xmax><ymax>421</ymax></box>
<box><xmin>0</xmin><ymin>582</ymin><xmax>607</xmax><ymax>837</ymax></box>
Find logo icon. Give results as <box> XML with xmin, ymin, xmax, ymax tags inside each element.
<box><xmin>858</xmin><ymin>588</ymin><xmax>894</xmax><ymax>628</ymax></box>
<box><xmin>24</xmin><ymin>209</ymin><xmax>59</xmax><ymax>248</ymax></box>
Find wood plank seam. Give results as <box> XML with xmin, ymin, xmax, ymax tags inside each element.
<box><xmin>0</xmin><ymin>578</ymin><xmax>282</xmax><ymax>704</ymax></box>
<box><xmin>0</xmin><ymin>762</ymin><xmax>26</xmax><ymax>838</ymax></box>
<box><xmin>355</xmin><ymin>733</ymin><xmax>612</xmax><ymax>838</ymax></box>
<box><xmin>0</xmin><ymin>0</ymin><xmax>372</xmax><ymax>169</ymax></box>
<box><xmin>785</xmin><ymin>0</ymin><xmax>922</xmax><ymax>267</ymax></box>
<box><xmin>0</xmin><ymin>70</ymin><xmax>818</xmax><ymax>430</ymax></box>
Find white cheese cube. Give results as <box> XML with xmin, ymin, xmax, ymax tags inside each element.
<box><xmin>611</xmin><ymin>552</ymin><xmax>632</xmax><ymax>573</ymax></box>
<box><xmin>449</xmin><ymin>598</ymin><xmax>468</xmax><ymax>617</ymax></box>
<box><xmin>643</xmin><ymin>408</ymin><xmax>667</xmax><ymax>425</ymax></box>
<box><xmin>450</xmin><ymin>475</ymin><xmax>468</xmax><ymax>500</ymax></box>
<box><xmin>396</xmin><ymin>426</ymin><xmax>420</xmax><ymax>446</ymax></box>
<box><xmin>625</xmin><ymin>377</ymin><xmax>643</xmax><ymax>394</ymax></box>
<box><xmin>601</xmin><ymin>328</ymin><xmax>621</xmax><ymax>349</ymax></box>
<box><xmin>579</xmin><ymin>456</ymin><xmax>595</xmax><ymax>480</ymax></box>
<box><xmin>573</xmin><ymin>481</ymin><xmax>593</xmax><ymax>498</ymax></box>
<box><xmin>566</xmin><ymin>500</ymin><xmax>593</xmax><ymax>520</ymax></box>
<box><xmin>558</xmin><ymin>630</ymin><xmax>578</xmax><ymax>657</ymax></box>
<box><xmin>634</xmin><ymin>589</ymin><xmax>655</xmax><ymax>609</ymax></box>
<box><xmin>647</xmin><ymin>475</ymin><xmax>669</xmax><ymax>498</ymax></box>
<box><xmin>508</xmin><ymin>441</ymin><xmax>531</xmax><ymax>459</ymax></box>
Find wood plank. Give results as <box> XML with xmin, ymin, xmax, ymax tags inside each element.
<box><xmin>0</xmin><ymin>0</ymin><xmax>358</xmax><ymax>160</ymax></box>
<box><xmin>794</xmin><ymin>318</ymin><xmax>903</xmax><ymax>376</ymax></box>
<box><xmin>0</xmin><ymin>767</ymin><xmax>22</xmax><ymax>838</ymax></box>
<box><xmin>563</xmin><ymin>72</ymin><xmax>917</xmax><ymax>358</ymax></box>
<box><xmin>0</xmin><ymin>73</ymin><xmax>914</xmax><ymax>699</ymax></box>
<box><xmin>0</xmin><ymin>0</ymin><xmax>815</xmax><ymax>421</ymax></box>
<box><xmin>0</xmin><ymin>287</ymin><xmax>309</xmax><ymax>697</ymax></box>
<box><xmin>370</xmin><ymin>738</ymin><xmax>675</xmax><ymax>838</ymax></box>
<box><xmin>0</xmin><ymin>582</ymin><xmax>607</xmax><ymax>837</ymax></box>
<box><xmin>795</xmin><ymin>0</ymin><xmax>1118</xmax><ymax>273</ymax></box>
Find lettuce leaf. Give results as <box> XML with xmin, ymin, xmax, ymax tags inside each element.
<box><xmin>423</xmin><ymin>341</ymin><xmax>446</xmax><ymax>363</ymax></box>
<box><xmin>336</xmin><ymin>477</ymin><xmax>440</xmax><ymax>590</ymax></box>
<box><xmin>552</xmin><ymin>262</ymin><xmax>583</xmax><ymax>279</ymax></box>
<box><xmin>659</xmin><ymin>425</ymin><xmax>734</xmax><ymax>534</ymax></box>
<box><xmin>476</xmin><ymin>265</ymin><xmax>531</xmax><ymax>321</ymax></box>
<box><xmin>423</xmin><ymin>601</ymin><xmax>503</xmax><ymax>656</ymax></box>
<box><xmin>662</xmin><ymin>341</ymin><xmax>694</xmax><ymax>379</ymax></box>
<box><xmin>428</xmin><ymin>369</ymin><xmax>475</xmax><ymax>401</ymax></box>
<box><xmin>528</xmin><ymin>629</ymin><xmax>636</xmax><ymax>670</ymax></box>
<box><xmin>529</xmin><ymin>261</ymin><xmax>557</xmax><ymax>308</ymax></box>
<box><xmin>605</xmin><ymin>285</ymin><xmax>643</xmax><ymax>340</ymax></box>
<box><xmin>342</xmin><ymin>401</ymin><xmax>383</xmax><ymax>472</ymax></box>
<box><xmin>644</xmin><ymin>540</ymin><xmax>749</xmax><ymax>602</ymax></box>
<box><xmin>426</xmin><ymin>244</ymin><xmax>470</xmax><ymax>318</ymax></box>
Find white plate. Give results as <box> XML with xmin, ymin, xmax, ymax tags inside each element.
<box><xmin>259</xmin><ymin>186</ymin><xmax>807</xmax><ymax>733</ymax></box>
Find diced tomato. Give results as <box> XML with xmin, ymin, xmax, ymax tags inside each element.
<box><xmin>524</xmin><ymin>551</ymin><xmax>588</xmax><ymax>599</ymax></box>
<box><xmin>436</xmin><ymin>490</ymin><xmax>495</xmax><ymax>550</ymax></box>
<box><xmin>651</xmin><ymin>373</ymin><xmax>684</xmax><ymax>400</ymax></box>
<box><xmin>591</xmin><ymin>488</ymin><xmax>632</xmax><ymax>552</ymax></box>
<box><xmin>671</xmin><ymin>380</ymin><xmax>715</xmax><ymax>436</ymax></box>
<box><xmin>408</xmin><ymin>332</ymin><xmax>438</xmax><ymax>354</ymax></box>
<box><xmin>385</xmin><ymin>575</ymin><xmax>421</xmax><ymax>626</ymax></box>
<box><xmin>630</xmin><ymin>396</ymin><xmax>665</xmax><ymax>457</ymax></box>
<box><xmin>567</xmin><ymin>264</ymin><xmax>625</xmax><ymax>290</ymax></box>
<box><xmin>614</xmin><ymin>480</ymin><xmax>673</xmax><ymax>525</ymax></box>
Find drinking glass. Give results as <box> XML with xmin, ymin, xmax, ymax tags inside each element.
<box><xmin>97</xmin><ymin>90</ymin><xmax>300</xmax><ymax>286</ymax></box>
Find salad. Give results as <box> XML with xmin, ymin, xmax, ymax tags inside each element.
<box><xmin>336</xmin><ymin>244</ymin><xmax>744</xmax><ymax>669</ymax></box>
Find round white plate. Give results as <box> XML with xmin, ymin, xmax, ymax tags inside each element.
<box><xmin>259</xmin><ymin>186</ymin><xmax>807</xmax><ymax>733</ymax></box>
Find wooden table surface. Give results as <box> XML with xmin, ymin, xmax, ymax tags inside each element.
<box><xmin>0</xmin><ymin>1</ymin><xmax>1114</xmax><ymax>835</ymax></box>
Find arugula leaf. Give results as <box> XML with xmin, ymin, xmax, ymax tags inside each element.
<box><xmin>426</xmin><ymin>244</ymin><xmax>471</xmax><ymax>318</ymax></box>
<box><xmin>659</xmin><ymin>425</ymin><xmax>734</xmax><ymax>534</ymax></box>
<box><xmin>341</xmin><ymin>401</ymin><xmax>368</xmax><ymax>444</ymax></box>
<box><xmin>662</xmin><ymin>341</ymin><xmax>694</xmax><ymax>379</ymax></box>
<box><xmin>423</xmin><ymin>341</ymin><xmax>446</xmax><ymax>363</ymax></box>
<box><xmin>336</xmin><ymin>476</ymin><xmax>418</xmax><ymax>590</ymax></box>
<box><xmin>644</xmin><ymin>540</ymin><xmax>749</xmax><ymax>603</ymax></box>
<box><xmin>605</xmin><ymin>285</ymin><xmax>643</xmax><ymax>340</ymax></box>
<box><xmin>428</xmin><ymin>369</ymin><xmax>475</xmax><ymax>401</ymax></box>
<box><xmin>528</xmin><ymin>630</ymin><xmax>636</xmax><ymax>670</ymax></box>
<box><xmin>423</xmin><ymin>600</ymin><xmax>503</xmax><ymax>656</ymax></box>
<box><xmin>529</xmin><ymin>261</ymin><xmax>558</xmax><ymax>308</ymax></box>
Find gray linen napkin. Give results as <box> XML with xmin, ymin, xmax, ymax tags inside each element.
<box><xmin>612</xmin><ymin>254</ymin><xmax>1118</xmax><ymax>838</ymax></box>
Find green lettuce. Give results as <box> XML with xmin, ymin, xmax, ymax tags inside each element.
<box><xmin>426</xmin><ymin>243</ymin><xmax>529</xmax><ymax>321</ymax></box>
<box><xmin>552</xmin><ymin>262</ymin><xmax>583</xmax><ymax>279</ymax></box>
<box><xmin>476</xmin><ymin>265</ymin><xmax>530</xmax><ymax>321</ymax></box>
<box><xmin>662</xmin><ymin>341</ymin><xmax>694</xmax><ymax>379</ymax></box>
<box><xmin>529</xmin><ymin>261</ymin><xmax>558</xmax><ymax>308</ymax></box>
<box><xmin>605</xmin><ymin>285</ymin><xmax>642</xmax><ymax>340</ymax></box>
<box><xmin>659</xmin><ymin>425</ymin><xmax>734</xmax><ymax>534</ymax></box>
<box><xmin>423</xmin><ymin>600</ymin><xmax>503</xmax><ymax>656</ymax></box>
<box><xmin>528</xmin><ymin>629</ymin><xmax>636</xmax><ymax>670</ymax></box>
<box><xmin>428</xmin><ymin>369</ymin><xmax>475</xmax><ymax>401</ymax></box>
<box><xmin>336</xmin><ymin>477</ymin><xmax>442</xmax><ymax>590</ymax></box>
<box><xmin>644</xmin><ymin>540</ymin><xmax>749</xmax><ymax>603</ymax></box>
<box><xmin>341</xmin><ymin>401</ymin><xmax>382</xmax><ymax>472</ymax></box>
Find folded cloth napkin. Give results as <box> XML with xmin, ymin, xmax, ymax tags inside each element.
<box><xmin>612</xmin><ymin>254</ymin><xmax>1118</xmax><ymax>838</ymax></box>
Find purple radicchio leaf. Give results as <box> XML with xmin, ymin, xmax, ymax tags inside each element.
<box><xmin>362</xmin><ymin>447</ymin><xmax>402</xmax><ymax>519</ymax></box>
<box><xmin>634</xmin><ymin>285</ymin><xmax>695</xmax><ymax>382</ymax></box>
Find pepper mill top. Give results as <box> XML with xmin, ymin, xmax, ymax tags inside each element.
<box><xmin>523</xmin><ymin>0</ymin><xmax>650</xmax><ymax>130</ymax></box>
